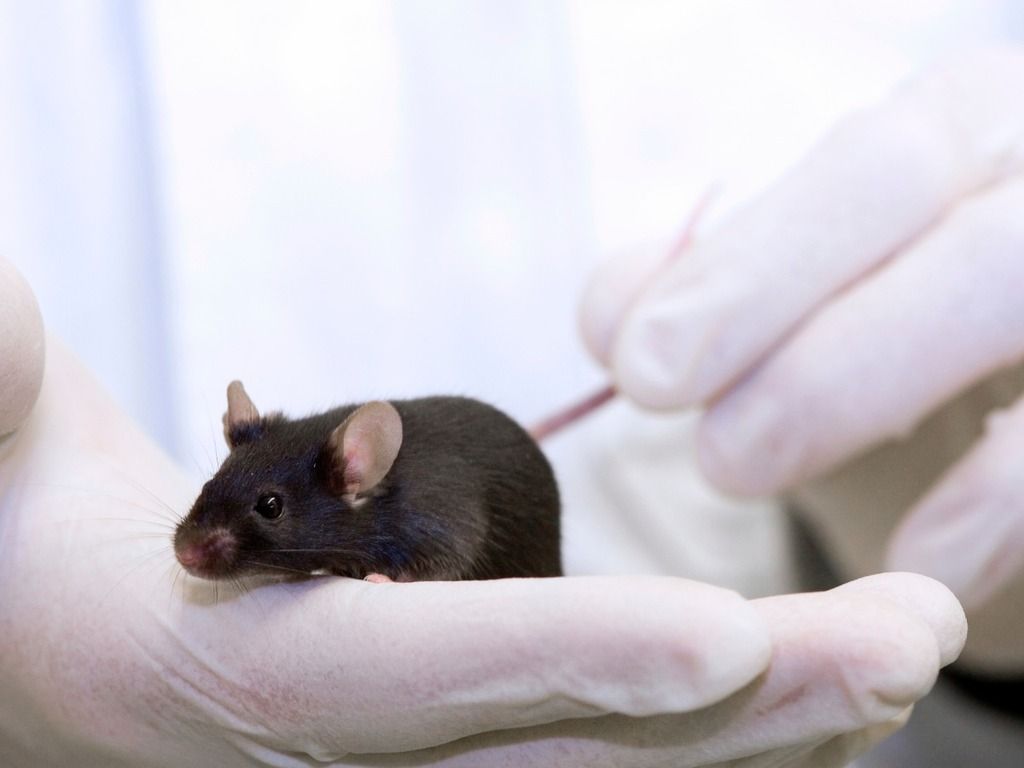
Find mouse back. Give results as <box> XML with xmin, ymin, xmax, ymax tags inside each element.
<box><xmin>382</xmin><ymin>396</ymin><xmax>562</xmax><ymax>579</ymax></box>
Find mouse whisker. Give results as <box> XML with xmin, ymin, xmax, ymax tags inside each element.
<box><xmin>99</xmin><ymin>546</ymin><xmax>176</xmax><ymax>608</ymax></box>
<box><xmin>90</xmin><ymin>459</ymin><xmax>185</xmax><ymax>524</ymax></box>
<box><xmin>59</xmin><ymin>516</ymin><xmax>177</xmax><ymax>532</ymax></box>
<box><xmin>27</xmin><ymin>482</ymin><xmax>182</xmax><ymax>527</ymax></box>
<box><xmin>261</xmin><ymin>548</ymin><xmax>362</xmax><ymax>555</ymax></box>
<box><xmin>230</xmin><ymin>575</ymin><xmax>267</xmax><ymax>619</ymax></box>
<box><xmin>166</xmin><ymin>561</ymin><xmax>183</xmax><ymax>616</ymax></box>
<box><xmin>116</xmin><ymin>480</ymin><xmax>182</xmax><ymax>524</ymax></box>
<box><xmin>240</xmin><ymin>559</ymin><xmax>315</xmax><ymax>577</ymax></box>
<box><xmin>103</xmin><ymin>532</ymin><xmax>176</xmax><ymax>545</ymax></box>
<box><xmin>48</xmin><ymin>516</ymin><xmax>176</xmax><ymax>533</ymax></box>
<box><xmin>47</xmin><ymin>517</ymin><xmax>177</xmax><ymax>552</ymax></box>
<box><xmin>201</xmin><ymin>389</ymin><xmax>223</xmax><ymax>470</ymax></box>
<box><xmin>174</xmin><ymin>568</ymin><xmax>191</xmax><ymax>614</ymax></box>
<box><xmin>189</xmin><ymin>450</ymin><xmax>210</xmax><ymax>481</ymax></box>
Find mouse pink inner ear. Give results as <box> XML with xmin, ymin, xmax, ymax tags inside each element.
<box><xmin>329</xmin><ymin>401</ymin><xmax>403</xmax><ymax>498</ymax></box>
<box><xmin>223</xmin><ymin>380</ymin><xmax>260</xmax><ymax>448</ymax></box>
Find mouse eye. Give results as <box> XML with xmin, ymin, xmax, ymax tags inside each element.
<box><xmin>254</xmin><ymin>494</ymin><xmax>284</xmax><ymax>520</ymax></box>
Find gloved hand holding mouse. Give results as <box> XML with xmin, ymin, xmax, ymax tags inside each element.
<box><xmin>581</xmin><ymin>47</ymin><xmax>1024</xmax><ymax>674</ymax></box>
<box><xmin>0</xmin><ymin>256</ymin><xmax>965</xmax><ymax>767</ymax></box>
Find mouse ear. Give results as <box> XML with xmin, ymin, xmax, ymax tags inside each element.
<box><xmin>223</xmin><ymin>380</ymin><xmax>261</xmax><ymax>448</ymax></box>
<box><xmin>328</xmin><ymin>401</ymin><xmax>403</xmax><ymax>498</ymax></box>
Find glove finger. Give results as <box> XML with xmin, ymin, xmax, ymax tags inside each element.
<box><xmin>609</xmin><ymin>49</ymin><xmax>1024</xmax><ymax>411</ymax></box>
<box><xmin>888</xmin><ymin>391</ymin><xmax>1024</xmax><ymax>612</ymax></box>
<box><xmin>332</xmin><ymin>720</ymin><xmax>908</xmax><ymax>768</ymax></box>
<box><xmin>697</xmin><ymin>173</ymin><xmax>1024</xmax><ymax>495</ymax></box>
<box><xmin>339</xmin><ymin>574</ymin><xmax>955</xmax><ymax>768</ymax></box>
<box><xmin>171</xmin><ymin>575</ymin><xmax>770</xmax><ymax>758</ymax></box>
<box><xmin>0</xmin><ymin>257</ymin><xmax>45</xmax><ymax>440</ymax></box>
<box><xmin>830</xmin><ymin>572</ymin><xmax>966</xmax><ymax>666</ymax></box>
<box><xmin>761</xmin><ymin>708</ymin><xmax>912</xmax><ymax>768</ymax></box>
<box><xmin>580</xmin><ymin>240</ymin><xmax>678</xmax><ymax>367</ymax></box>
<box><xmin>580</xmin><ymin>189</ymin><xmax>718</xmax><ymax>367</ymax></box>
<box><xmin>694</xmin><ymin>708</ymin><xmax>910</xmax><ymax>768</ymax></box>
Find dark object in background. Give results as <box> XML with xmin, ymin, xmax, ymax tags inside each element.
<box><xmin>174</xmin><ymin>382</ymin><xmax>561</xmax><ymax>582</ymax></box>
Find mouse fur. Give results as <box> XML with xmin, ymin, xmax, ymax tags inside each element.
<box><xmin>174</xmin><ymin>386</ymin><xmax>562</xmax><ymax>582</ymax></box>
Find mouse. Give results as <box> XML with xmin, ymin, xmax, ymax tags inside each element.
<box><xmin>173</xmin><ymin>381</ymin><xmax>562</xmax><ymax>582</ymax></box>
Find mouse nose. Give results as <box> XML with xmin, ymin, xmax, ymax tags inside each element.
<box><xmin>175</xmin><ymin>528</ymin><xmax>238</xmax><ymax>578</ymax></box>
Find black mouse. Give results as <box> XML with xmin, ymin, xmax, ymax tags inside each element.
<box><xmin>173</xmin><ymin>381</ymin><xmax>561</xmax><ymax>582</ymax></box>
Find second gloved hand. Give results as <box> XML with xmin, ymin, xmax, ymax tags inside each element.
<box><xmin>580</xmin><ymin>47</ymin><xmax>1024</xmax><ymax>672</ymax></box>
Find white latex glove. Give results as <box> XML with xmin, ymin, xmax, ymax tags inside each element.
<box><xmin>581</xmin><ymin>48</ymin><xmax>1024</xmax><ymax>672</ymax></box>
<box><xmin>0</xmin><ymin>260</ymin><xmax>966</xmax><ymax>767</ymax></box>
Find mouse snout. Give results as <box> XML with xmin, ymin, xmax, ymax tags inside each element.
<box><xmin>175</xmin><ymin>528</ymin><xmax>238</xmax><ymax>579</ymax></box>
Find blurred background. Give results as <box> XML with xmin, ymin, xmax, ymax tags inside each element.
<box><xmin>1</xmin><ymin>2</ymin><xmax>1022</xmax><ymax>765</ymax></box>
<box><xmin>3</xmin><ymin>0</ymin><xmax>1018</xmax><ymax>461</ymax></box>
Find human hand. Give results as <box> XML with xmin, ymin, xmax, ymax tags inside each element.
<box><xmin>580</xmin><ymin>48</ymin><xmax>1024</xmax><ymax>671</ymax></box>
<box><xmin>0</xmin><ymin>259</ymin><xmax>965</xmax><ymax>767</ymax></box>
